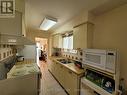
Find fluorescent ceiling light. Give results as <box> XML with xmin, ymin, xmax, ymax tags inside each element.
<box><xmin>40</xmin><ymin>17</ymin><xmax>57</xmax><ymax>31</ymax></box>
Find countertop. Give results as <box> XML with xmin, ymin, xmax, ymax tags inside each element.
<box><xmin>49</xmin><ymin>56</ymin><xmax>85</xmax><ymax>75</ymax></box>
<box><xmin>7</xmin><ymin>62</ymin><xmax>40</xmax><ymax>79</ymax></box>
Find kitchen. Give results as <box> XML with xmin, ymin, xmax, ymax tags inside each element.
<box><xmin>0</xmin><ymin>0</ymin><xmax>127</xmax><ymax>95</ymax></box>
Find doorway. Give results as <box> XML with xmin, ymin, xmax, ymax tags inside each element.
<box><xmin>35</xmin><ymin>37</ymin><xmax>48</xmax><ymax>67</ymax></box>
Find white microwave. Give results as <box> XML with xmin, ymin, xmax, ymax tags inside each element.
<box><xmin>82</xmin><ymin>49</ymin><xmax>117</xmax><ymax>74</ymax></box>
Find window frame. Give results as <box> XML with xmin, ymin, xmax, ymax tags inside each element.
<box><xmin>62</xmin><ymin>32</ymin><xmax>77</xmax><ymax>54</ymax></box>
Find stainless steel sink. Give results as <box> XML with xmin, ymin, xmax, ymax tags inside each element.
<box><xmin>57</xmin><ymin>59</ymin><xmax>73</xmax><ymax>64</ymax></box>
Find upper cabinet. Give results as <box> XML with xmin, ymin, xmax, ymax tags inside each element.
<box><xmin>16</xmin><ymin>0</ymin><xmax>26</xmax><ymax>37</ymax></box>
<box><xmin>15</xmin><ymin>0</ymin><xmax>25</xmax><ymax>14</ymax></box>
<box><xmin>0</xmin><ymin>12</ymin><xmax>22</xmax><ymax>36</ymax></box>
<box><xmin>73</xmin><ymin>22</ymin><xmax>94</xmax><ymax>49</ymax></box>
<box><xmin>52</xmin><ymin>34</ymin><xmax>62</xmax><ymax>48</ymax></box>
<box><xmin>0</xmin><ymin>0</ymin><xmax>26</xmax><ymax>37</ymax></box>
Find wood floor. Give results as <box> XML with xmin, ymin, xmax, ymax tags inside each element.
<box><xmin>39</xmin><ymin>61</ymin><xmax>67</xmax><ymax>95</ymax></box>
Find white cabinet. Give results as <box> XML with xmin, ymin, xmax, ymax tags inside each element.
<box><xmin>0</xmin><ymin>12</ymin><xmax>22</xmax><ymax>36</ymax></box>
<box><xmin>73</xmin><ymin>22</ymin><xmax>94</xmax><ymax>49</ymax></box>
<box><xmin>48</xmin><ymin>60</ymin><xmax>81</xmax><ymax>95</ymax></box>
<box><xmin>0</xmin><ymin>0</ymin><xmax>26</xmax><ymax>37</ymax></box>
<box><xmin>64</xmin><ymin>68</ymin><xmax>78</xmax><ymax>95</ymax></box>
<box><xmin>58</xmin><ymin>65</ymin><xmax>65</xmax><ymax>86</ymax></box>
<box><xmin>52</xmin><ymin>34</ymin><xmax>62</xmax><ymax>48</ymax></box>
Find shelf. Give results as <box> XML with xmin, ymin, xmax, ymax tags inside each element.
<box><xmin>81</xmin><ymin>77</ymin><xmax>114</xmax><ymax>95</ymax></box>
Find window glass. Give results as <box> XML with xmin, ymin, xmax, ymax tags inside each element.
<box><xmin>63</xmin><ymin>35</ymin><xmax>73</xmax><ymax>49</ymax></box>
<box><xmin>68</xmin><ymin>36</ymin><xmax>73</xmax><ymax>49</ymax></box>
<box><xmin>62</xmin><ymin>35</ymin><xmax>77</xmax><ymax>53</ymax></box>
<box><xmin>63</xmin><ymin>37</ymin><xmax>69</xmax><ymax>49</ymax></box>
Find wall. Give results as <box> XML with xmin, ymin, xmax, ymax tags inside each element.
<box><xmin>26</xmin><ymin>29</ymin><xmax>50</xmax><ymax>42</ymax></box>
<box><xmin>93</xmin><ymin>4</ymin><xmax>127</xmax><ymax>85</ymax></box>
<box><xmin>54</xmin><ymin>11</ymin><xmax>94</xmax><ymax>34</ymax></box>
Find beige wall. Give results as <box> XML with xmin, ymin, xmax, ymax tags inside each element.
<box><xmin>26</xmin><ymin>29</ymin><xmax>50</xmax><ymax>42</ymax></box>
<box><xmin>54</xmin><ymin>11</ymin><xmax>94</xmax><ymax>34</ymax></box>
<box><xmin>93</xmin><ymin>4</ymin><xmax>127</xmax><ymax>85</ymax></box>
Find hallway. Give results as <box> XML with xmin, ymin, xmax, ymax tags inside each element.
<box><xmin>39</xmin><ymin>61</ymin><xmax>67</xmax><ymax>95</ymax></box>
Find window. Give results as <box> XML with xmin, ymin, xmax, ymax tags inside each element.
<box><xmin>62</xmin><ymin>33</ymin><xmax>77</xmax><ymax>53</ymax></box>
<box><xmin>63</xmin><ymin>35</ymin><xmax>73</xmax><ymax>49</ymax></box>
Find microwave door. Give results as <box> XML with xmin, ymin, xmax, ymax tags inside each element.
<box><xmin>84</xmin><ymin>53</ymin><xmax>106</xmax><ymax>70</ymax></box>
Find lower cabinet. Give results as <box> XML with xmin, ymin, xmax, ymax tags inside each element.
<box><xmin>64</xmin><ymin>68</ymin><xmax>78</xmax><ymax>95</ymax></box>
<box><xmin>48</xmin><ymin>60</ymin><xmax>81</xmax><ymax>95</ymax></box>
<box><xmin>80</xmin><ymin>82</ymin><xmax>95</xmax><ymax>95</ymax></box>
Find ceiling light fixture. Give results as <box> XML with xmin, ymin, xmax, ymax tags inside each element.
<box><xmin>40</xmin><ymin>17</ymin><xmax>57</xmax><ymax>31</ymax></box>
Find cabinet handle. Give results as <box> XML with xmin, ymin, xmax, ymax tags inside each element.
<box><xmin>60</xmin><ymin>66</ymin><xmax>63</xmax><ymax>68</ymax></box>
<box><xmin>68</xmin><ymin>71</ymin><xmax>72</xmax><ymax>74</ymax></box>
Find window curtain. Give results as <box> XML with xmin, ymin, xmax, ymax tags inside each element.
<box><xmin>62</xmin><ymin>35</ymin><xmax>73</xmax><ymax>49</ymax></box>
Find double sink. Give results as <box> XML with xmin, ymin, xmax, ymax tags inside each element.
<box><xmin>56</xmin><ymin>58</ymin><xmax>83</xmax><ymax>69</ymax></box>
<box><xmin>57</xmin><ymin>58</ymin><xmax>74</xmax><ymax>64</ymax></box>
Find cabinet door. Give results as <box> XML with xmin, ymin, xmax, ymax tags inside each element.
<box><xmin>52</xmin><ymin>34</ymin><xmax>62</xmax><ymax>48</ymax></box>
<box><xmin>54</xmin><ymin>62</ymin><xmax>60</xmax><ymax>79</ymax></box>
<box><xmin>73</xmin><ymin>24</ymin><xmax>87</xmax><ymax>49</ymax></box>
<box><xmin>50</xmin><ymin>60</ymin><xmax>56</xmax><ymax>75</ymax></box>
<box><xmin>80</xmin><ymin>82</ymin><xmax>95</xmax><ymax>95</ymax></box>
<box><xmin>52</xmin><ymin>35</ymin><xmax>57</xmax><ymax>48</ymax></box>
<box><xmin>0</xmin><ymin>12</ymin><xmax>22</xmax><ymax>36</ymax></box>
<box><xmin>59</xmin><ymin>65</ymin><xmax>65</xmax><ymax>87</ymax></box>
<box><xmin>64</xmin><ymin>69</ymin><xmax>78</xmax><ymax>95</ymax></box>
<box><xmin>47</xmin><ymin>59</ymin><xmax>53</xmax><ymax>72</ymax></box>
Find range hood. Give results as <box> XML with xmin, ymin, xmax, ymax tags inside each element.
<box><xmin>0</xmin><ymin>34</ymin><xmax>35</xmax><ymax>45</ymax></box>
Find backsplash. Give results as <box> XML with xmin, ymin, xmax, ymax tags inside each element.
<box><xmin>51</xmin><ymin>48</ymin><xmax>84</xmax><ymax>62</ymax></box>
<box><xmin>0</xmin><ymin>45</ymin><xmax>13</xmax><ymax>61</ymax></box>
<box><xmin>61</xmin><ymin>49</ymin><xmax>83</xmax><ymax>62</ymax></box>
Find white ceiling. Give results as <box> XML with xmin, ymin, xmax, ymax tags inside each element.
<box><xmin>25</xmin><ymin>0</ymin><xmax>127</xmax><ymax>32</ymax></box>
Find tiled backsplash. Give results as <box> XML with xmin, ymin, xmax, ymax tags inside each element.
<box><xmin>62</xmin><ymin>49</ymin><xmax>83</xmax><ymax>62</ymax></box>
<box><xmin>0</xmin><ymin>45</ymin><xmax>13</xmax><ymax>61</ymax></box>
<box><xmin>52</xmin><ymin>48</ymin><xmax>84</xmax><ymax>62</ymax></box>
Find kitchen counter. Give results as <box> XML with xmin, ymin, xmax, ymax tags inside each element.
<box><xmin>7</xmin><ymin>63</ymin><xmax>40</xmax><ymax>79</ymax></box>
<box><xmin>49</xmin><ymin>56</ymin><xmax>85</xmax><ymax>95</ymax></box>
<box><xmin>0</xmin><ymin>59</ymin><xmax>41</xmax><ymax>95</ymax></box>
<box><xmin>49</xmin><ymin>56</ymin><xmax>85</xmax><ymax>75</ymax></box>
